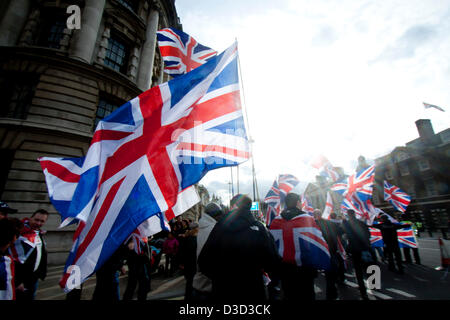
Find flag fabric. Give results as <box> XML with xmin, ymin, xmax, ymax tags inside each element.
<box><xmin>9</xmin><ymin>219</ymin><xmax>42</xmax><ymax>264</ymax></box>
<box><xmin>331</xmin><ymin>165</ymin><xmax>375</xmax><ymax>202</ymax></box>
<box><xmin>0</xmin><ymin>255</ymin><xmax>15</xmax><ymax>300</ymax></box>
<box><xmin>157</xmin><ymin>28</ymin><xmax>217</xmax><ymax>78</ymax></box>
<box><xmin>269</xmin><ymin>213</ymin><xmax>331</xmax><ymax>271</ymax></box>
<box><xmin>39</xmin><ymin>42</ymin><xmax>249</xmax><ymax>292</ymax></box>
<box><xmin>341</xmin><ymin>196</ymin><xmax>379</xmax><ymax>225</ymax></box>
<box><xmin>369</xmin><ymin>223</ymin><xmax>417</xmax><ymax>248</ymax></box>
<box><xmin>264</xmin><ymin>179</ymin><xmax>281</xmax><ymax>226</ymax></box>
<box><xmin>423</xmin><ymin>102</ymin><xmax>445</xmax><ymax>112</ymax></box>
<box><xmin>301</xmin><ymin>194</ymin><xmax>315</xmax><ymax>214</ymax></box>
<box><xmin>264</xmin><ymin>174</ymin><xmax>299</xmax><ymax>226</ymax></box>
<box><xmin>384</xmin><ymin>181</ymin><xmax>411</xmax><ymax>213</ymax></box>
<box><xmin>311</xmin><ymin>155</ymin><xmax>339</xmax><ymax>182</ymax></box>
<box><xmin>322</xmin><ymin>192</ymin><xmax>333</xmax><ymax>220</ymax></box>
<box><xmin>369</xmin><ymin>226</ymin><xmax>384</xmax><ymax>247</ymax></box>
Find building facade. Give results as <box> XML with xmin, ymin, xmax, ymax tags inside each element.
<box><xmin>0</xmin><ymin>0</ymin><xmax>182</xmax><ymax>264</ymax></box>
<box><xmin>373</xmin><ymin>119</ymin><xmax>450</xmax><ymax>236</ymax></box>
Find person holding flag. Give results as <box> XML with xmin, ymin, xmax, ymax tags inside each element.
<box><xmin>269</xmin><ymin>193</ymin><xmax>330</xmax><ymax>301</ymax></box>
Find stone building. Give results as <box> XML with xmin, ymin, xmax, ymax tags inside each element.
<box><xmin>373</xmin><ymin>119</ymin><xmax>450</xmax><ymax>235</ymax></box>
<box><xmin>0</xmin><ymin>0</ymin><xmax>181</xmax><ymax>264</ymax></box>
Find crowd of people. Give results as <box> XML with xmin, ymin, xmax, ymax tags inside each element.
<box><xmin>0</xmin><ymin>194</ymin><xmax>423</xmax><ymax>301</ymax></box>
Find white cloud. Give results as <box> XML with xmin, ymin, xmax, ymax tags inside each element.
<box><xmin>175</xmin><ymin>0</ymin><xmax>450</xmax><ymax>199</ymax></box>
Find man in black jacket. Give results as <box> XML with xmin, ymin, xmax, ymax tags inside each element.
<box><xmin>14</xmin><ymin>209</ymin><xmax>49</xmax><ymax>300</ymax></box>
<box><xmin>198</xmin><ymin>194</ymin><xmax>280</xmax><ymax>302</ymax></box>
<box><xmin>371</xmin><ymin>214</ymin><xmax>410</xmax><ymax>274</ymax></box>
<box><xmin>340</xmin><ymin>209</ymin><xmax>371</xmax><ymax>300</ymax></box>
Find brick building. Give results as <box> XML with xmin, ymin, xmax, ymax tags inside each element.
<box><xmin>0</xmin><ymin>0</ymin><xmax>183</xmax><ymax>264</ymax></box>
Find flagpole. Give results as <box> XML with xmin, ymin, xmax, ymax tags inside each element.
<box><xmin>237</xmin><ymin>165</ymin><xmax>240</xmax><ymax>194</ymax></box>
<box><xmin>236</xmin><ymin>39</ymin><xmax>259</xmax><ymax>202</ymax></box>
<box><xmin>230</xmin><ymin>166</ymin><xmax>234</xmax><ymax>197</ymax></box>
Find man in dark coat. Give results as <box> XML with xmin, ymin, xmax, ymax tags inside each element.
<box><xmin>340</xmin><ymin>209</ymin><xmax>372</xmax><ymax>300</ymax></box>
<box><xmin>313</xmin><ymin>209</ymin><xmax>343</xmax><ymax>300</ymax></box>
<box><xmin>371</xmin><ymin>214</ymin><xmax>410</xmax><ymax>274</ymax></box>
<box><xmin>14</xmin><ymin>209</ymin><xmax>49</xmax><ymax>300</ymax></box>
<box><xmin>198</xmin><ymin>194</ymin><xmax>280</xmax><ymax>302</ymax></box>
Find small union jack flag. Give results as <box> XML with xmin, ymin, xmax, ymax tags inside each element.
<box><xmin>264</xmin><ymin>179</ymin><xmax>281</xmax><ymax>226</ymax></box>
<box><xmin>384</xmin><ymin>181</ymin><xmax>411</xmax><ymax>213</ymax></box>
<box><xmin>369</xmin><ymin>226</ymin><xmax>384</xmax><ymax>247</ymax></box>
<box><xmin>157</xmin><ymin>28</ymin><xmax>217</xmax><ymax>77</ymax></box>
<box><xmin>301</xmin><ymin>194</ymin><xmax>315</xmax><ymax>214</ymax></box>
<box><xmin>311</xmin><ymin>155</ymin><xmax>339</xmax><ymax>182</ymax></box>
<box><xmin>331</xmin><ymin>165</ymin><xmax>375</xmax><ymax>202</ymax></box>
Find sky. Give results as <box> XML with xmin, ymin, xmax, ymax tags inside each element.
<box><xmin>174</xmin><ymin>0</ymin><xmax>450</xmax><ymax>205</ymax></box>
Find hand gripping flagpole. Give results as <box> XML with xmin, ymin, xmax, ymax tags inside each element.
<box><xmin>236</xmin><ymin>39</ymin><xmax>260</xmax><ymax>202</ymax></box>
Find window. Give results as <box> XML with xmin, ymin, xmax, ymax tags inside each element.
<box><xmin>0</xmin><ymin>73</ymin><xmax>38</xmax><ymax>119</ymax></box>
<box><xmin>399</xmin><ymin>163</ymin><xmax>409</xmax><ymax>176</ymax></box>
<box><xmin>418</xmin><ymin>159</ymin><xmax>430</xmax><ymax>171</ymax></box>
<box><xmin>104</xmin><ymin>35</ymin><xmax>130</xmax><ymax>74</ymax></box>
<box><xmin>94</xmin><ymin>96</ymin><xmax>124</xmax><ymax>128</ymax></box>
<box><xmin>37</xmin><ymin>14</ymin><xmax>66</xmax><ymax>49</ymax></box>
<box><xmin>396</xmin><ymin>152</ymin><xmax>409</xmax><ymax>162</ymax></box>
<box><xmin>425</xmin><ymin>180</ymin><xmax>438</xmax><ymax>197</ymax></box>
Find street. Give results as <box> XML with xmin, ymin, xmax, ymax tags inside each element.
<box><xmin>35</xmin><ymin>237</ymin><xmax>449</xmax><ymax>300</ymax></box>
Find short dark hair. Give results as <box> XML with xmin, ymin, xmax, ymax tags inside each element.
<box><xmin>347</xmin><ymin>209</ymin><xmax>356</xmax><ymax>218</ymax></box>
<box><xmin>230</xmin><ymin>194</ymin><xmax>252</xmax><ymax>212</ymax></box>
<box><xmin>0</xmin><ymin>218</ymin><xmax>23</xmax><ymax>247</ymax></box>
<box><xmin>31</xmin><ymin>209</ymin><xmax>49</xmax><ymax>217</ymax></box>
<box><xmin>285</xmin><ymin>193</ymin><xmax>300</xmax><ymax>209</ymax></box>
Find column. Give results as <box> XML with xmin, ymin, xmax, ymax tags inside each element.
<box><xmin>0</xmin><ymin>0</ymin><xmax>32</xmax><ymax>46</ymax></box>
<box><xmin>137</xmin><ymin>9</ymin><xmax>159</xmax><ymax>91</ymax></box>
<box><xmin>69</xmin><ymin>0</ymin><xmax>106</xmax><ymax>64</ymax></box>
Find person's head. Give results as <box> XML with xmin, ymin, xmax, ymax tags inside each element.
<box><xmin>0</xmin><ymin>218</ymin><xmax>23</xmax><ymax>252</ymax></box>
<box><xmin>285</xmin><ymin>193</ymin><xmax>300</xmax><ymax>209</ymax></box>
<box><xmin>0</xmin><ymin>201</ymin><xmax>18</xmax><ymax>220</ymax></box>
<box><xmin>330</xmin><ymin>212</ymin><xmax>337</xmax><ymax>220</ymax></box>
<box><xmin>380</xmin><ymin>214</ymin><xmax>389</xmax><ymax>223</ymax></box>
<box><xmin>346</xmin><ymin>209</ymin><xmax>356</xmax><ymax>220</ymax></box>
<box><xmin>29</xmin><ymin>209</ymin><xmax>49</xmax><ymax>230</ymax></box>
<box><xmin>181</xmin><ymin>219</ymin><xmax>189</xmax><ymax>229</ymax></box>
<box><xmin>204</xmin><ymin>202</ymin><xmax>224</xmax><ymax>221</ymax></box>
<box><xmin>230</xmin><ymin>194</ymin><xmax>252</xmax><ymax>213</ymax></box>
<box><xmin>313</xmin><ymin>209</ymin><xmax>321</xmax><ymax>220</ymax></box>
<box><xmin>167</xmin><ymin>232</ymin><xmax>174</xmax><ymax>239</ymax></box>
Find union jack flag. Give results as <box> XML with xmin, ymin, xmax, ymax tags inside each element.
<box><xmin>278</xmin><ymin>174</ymin><xmax>300</xmax><ymax>200</ymax></box>
<box><xmin>331</xmin><ymin>165</ymin><xmax>375</xmax><ymax>202</ymax></box>
<box><xmin>264</xmin><ymin>179</ymin><xmax>281</xmax><ymax>226</ymax></box>
<box><xmin>369</xmin><ymin>223</ymin><xmax>417</xmax><ymax>248</ymax></box>
<box><xmin>9</xmin><ymin>219</ymin><xmax>43</xmax><ymax>264</ymax></box>
<box><xmin>384</xmin><ymin>181</ymin><xmax>411</xmax><ymax>213</ymax></box>
<box><xmin>157</xmin><ymin>28</ymin><xmax>217</xmax><ymax>77</ymax></box>
<box><xmin>269</xmin><ymin>214</ymin><xmax>331</xmax><ymax>270</ymax></box>
<box><xmin>39</xmin><ymin>43</ymin><xmax>249</xmax><ymax>292</ymax></box>
<box><xmin>369</xmin><ymin>226</ymin><xmax>383</xmax><ymax>247</ymax></box>
<box><xmin>341</xmin><ymin>196</ymin><xmax>379</xmax><ymax>225</ymax></box>
<box><xmin>311</xmin><ymin>155</ymin><xmax>339</xmax><ymax>182</ymax></box>
<box><xmin>301</xmin><ymin>194</ymin><xmax>315</xmax><ymax>214</ymax></box>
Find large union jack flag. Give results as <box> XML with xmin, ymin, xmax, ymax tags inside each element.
<box><xmin>369</xmin><ymin>223</ymin><xmax>417</xmax><ymax>248</ymax></box>
<box><xmin>269</xmin><ymin>214</ymin><xmax>330</xmax><ymax>270</ymax></box>
<box><xmin>157</xmin><ymin>28</ymin><xmax>217</xmax><ymax>77</ymax></box>
<box><xmin>39</xmin><ymin>43</ymin><xmax>249</xmax><ymax>292</ymax></box>
<box><xmin>384</xmin><ymin>181</ymin><xmax>411</xmax><ymax>213</ymax></box>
